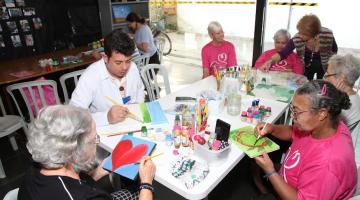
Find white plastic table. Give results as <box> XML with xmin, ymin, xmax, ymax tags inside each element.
<box><xmin>97</xmin><ymin>76</ymin><xmax>289</xmax><ymax>200</ymax></box>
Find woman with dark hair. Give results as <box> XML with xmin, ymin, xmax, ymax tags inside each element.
<box><xmin>254</xmin><ymin>80</ymin><xmax>357</xmax><ymax>199</ymax></box>
<box><xmin>260</xmin><ymin>14</ymin><xmax>338</xmax><ymax>80</ymax></box>
<box><xmin>126</xmin><ymin>12</ymin><xmax>160</xmax><ymax>64</ymax></box>
<box><xmin>19</xmin><ymin>105</ymin><xmax>156</xmax><ymax>200</ymax></box>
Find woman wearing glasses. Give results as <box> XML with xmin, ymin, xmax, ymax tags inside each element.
<box><xmin>260</xmin><ymin>14</ymin><xmax>338</xmax><ymax>80</ymax></box>
<box><xmin>254</xmin><ymin>80</ymin><xmax>356</xmax><ymax>199</ymax></box>
<box><xmin>324</xmin><ymin>54</ymin><xmax>360</xmax><ymax>131</ymax></box>
<box><xmin>19</xmin><ymin>105</ymin><xmax>156</xmax><ymax>200</ymax></box>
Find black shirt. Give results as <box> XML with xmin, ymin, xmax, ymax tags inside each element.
<box><xmin>18</xmin><ymin>167</ymin><xmax>112</xmax><ymax>200</ymax></box>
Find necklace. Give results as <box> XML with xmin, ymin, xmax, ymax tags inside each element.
<box><xmin>306</xmin><ymin>51</ymin><xmax>314</xmax><ymax>68</ymax></box>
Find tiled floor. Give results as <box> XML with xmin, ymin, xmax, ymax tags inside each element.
<box><xmin>0</xmin><ymin>32</ymin><xmax>263</xmax><ymax>199</ymax></box>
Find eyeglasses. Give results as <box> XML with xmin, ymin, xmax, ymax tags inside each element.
<box><xmin>289</xmin><ymin>103</ymin><xmax>312</xmax><ymax>119</ymax></box>
<box><xmin>323</xmin><ymin>72</ymin><xmax>337</xmax><ymax>79</ymax></box>
<box><xmin>90</xmin><ymin>134</ymin><xmax>100</xmax><ymax>144</ymax></box>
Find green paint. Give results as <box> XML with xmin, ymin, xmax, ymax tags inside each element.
<box><xmin>230</xmin><ymin>126</ymin><xmax>280</xmax><ymax>158</ymax></box>
<box><xmin>140</xmin><ymin>103</ymin><xmax>151</xmax><ymax>123</ymax></box>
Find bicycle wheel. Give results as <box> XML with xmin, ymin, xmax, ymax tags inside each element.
<box><xmin>155</xmin><ymin>31</ymin><xmax>172</xmax><ymax>56</ymax></box>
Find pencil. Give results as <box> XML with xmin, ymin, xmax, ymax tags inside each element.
<box><xmin>105</xmin><ymin>96</ymin><xmax>144</xmax><ymax>123</ymax></box>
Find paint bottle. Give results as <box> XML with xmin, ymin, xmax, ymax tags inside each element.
<box><xmin>248</xmin><ymin>113</ymin><xmax>254</xmax><ymax>124</ymax></box>
<box><xmin>266</xmin><ymin>107</ymin><xmax>272</xmax><ymax>117</ymax></box>
<box><xmin>141</xmin><ymin>126</ymin><xmax>148</xmax><ymax>137</ymax></box>
<box><xmin>173</xmin><ymin>125</ymin><xmax>182</xmax><ymax>149</ymax></box>
<box><xmin>174</xmin><ymin>114</ymin><xmax>181</xmax><ymax>126</ymax></box>
<box><xmin>241</xmin><ymin>111</ymin><xmax>247</xmax><ymax>122</ymax></box>
<box><xmin>181</xmin><ymin>128</ymin><xmax>190</xmax><ymax>147</ymax></box>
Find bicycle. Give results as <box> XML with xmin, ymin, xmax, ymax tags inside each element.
<box><xmin>150</xmin><ymin>20</ymin><xmax>172</xmax><ymax>56</ymax></box>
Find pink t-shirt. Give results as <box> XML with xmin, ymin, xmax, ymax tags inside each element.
<box><xmin>201</xmin><ymin>40</ymin><xmax>237</xmax><ymax>75</ymax></box>
<box><xmin>255</xmin><ymin>49</ymin><xmax>304</xmax><ymax>75</ymax></box>
<box><xmin>280</xmin><ymin>121</ymin><xmax>357</xmax><ymax>200</ymax></box>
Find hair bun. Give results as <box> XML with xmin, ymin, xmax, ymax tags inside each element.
<box><xmin>339</xmin><ymin>91</ymin><xmax>351</xmax><ymax>110</ymax></box>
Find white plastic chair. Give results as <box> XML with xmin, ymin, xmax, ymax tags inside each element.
<box><xmin>60</xmin><ymin>69</ymin><xmax>85</xmax><ymax>104</ymax></box>
<box><xmin>132</xmin><ymin>54</ymin><xmax>150</xmax><ymax>71</ymax></box>
<box><xmin>354</xmin><ymin>77</ymin><xmax>360</xmax><ymax>93</ymax></box>
<box><xmin>0</xmin><ymin>95</ymin><xmax>27</xmax><ymax>178</ymax></box>
<box><xmin>154</xmin><ymin>37</ymin><xmax>165</xmax><ymax>64</ymax></box>
<box><xmin>140</xmin><ymin>64</ymin><xmax>171</xmax><ymax>101</ymax></box>
<box><xmin>6</xmin><ymin>80</ymin><xmax>61</xmax><ymax>122</ymax></box>
<box><xmin>3</xmin><ymin>188</ymin><xmax>19</xmax><ymax>200</ymax></box>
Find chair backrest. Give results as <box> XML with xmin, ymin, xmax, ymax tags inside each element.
<box><xmin>59</xmin><ymin>69</ymin><xmax>85</xmax><ymax>104</ymax></box>
<box><xmin>0</xmin><ymin>94</ymin><xmax>6</xmax><ymax>116</ymax></box>
<box><xmin>154</xmin><ymin>37</ymin><xmax>165</xmax><ymax>63</ymax></box>
<box><xmin>132</xmin><ymin>54</ymin><xmax>150</xmax><ymax>71</ymax></box>
<box><xmin>3</xmin><ymin>188</ymin><xmax>19</xmax><ymax>200</ymax></box>
<box><xmin>6</xmin><ymin>80</ymin><xmax>61</xmax><ymax>122</ymax></box>
<box><xmin>140</xmin><ymin>64</ymin><xmax>171</xmax><ymax>101</ymax></box>
<box><xmin>355</xmin><ymin>77</ymin><xmax>360</xmax><ymax>93</ymax></box>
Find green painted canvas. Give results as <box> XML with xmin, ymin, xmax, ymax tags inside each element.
<box><xmin>230</xmin><ymin>126</ymin><xmax>280</xmax><ymax>158</ymax></box>
<box><xmin>249</xmin><ymin>84</ymin><xmax>294</xmax><ymax>103</ymax></box>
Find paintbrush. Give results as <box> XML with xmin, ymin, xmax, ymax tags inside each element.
<box><xmin>105</xmin><ymin>96</ymin><xmax>144</xmax><ymax>123</ymax></box>
<box><xmin>254</xmin><ymin>123</ymin><xmax>268</xmax><ymax>145</ymax></box>
<box><xmin>135</xmin><ymin>152</ymin><xmax>164</xmax><ymax>164</ymax></box>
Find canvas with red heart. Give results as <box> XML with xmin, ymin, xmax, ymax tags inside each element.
<box><xmin>103</xmin><ymin>135</ymin><xmax>157</xmax><ymax>180</ymax></box>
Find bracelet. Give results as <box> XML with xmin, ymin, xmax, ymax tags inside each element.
<box><xmin>139</xmin><ymin>183</ymin><xmax>154</xmax><ymax>193</ymax></box>
<box><xmin>263</xmin><ymin>170</ymin><xmax>277</xmax><ymax>178</ymax></box>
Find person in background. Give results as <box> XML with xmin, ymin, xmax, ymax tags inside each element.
<box><xmin>254</xmin><ymin>80</ymin><xmax>356</xmax><ymax>200</ymax></box>
<box><xmin>260</xmin><ymin>14</ymin><xmax>337</xmax><ymax>80</ymax></box>
<box><xmin>255</xmin><ymin>29</ymin><xmax>304</xmax><ymax>74</ymax></box>
<box><xmin>70</xmin><ymin>29</ymin><xmax>144</xmax><ymax>126</ymax></box>
<box><xmin>201</xmin><ymin>21</ymin><xmax>237</xmax><ymax>79</ymax></box>
<box><xmin>18</xmin><ymin>105</ymin><xmax>156</xmax><ymax>200</ymax></box>
<box><xmin>126</xmin><ymin>12</ymin><xmax>160</xmax><ymax>65</ymax></box>
<box><xmin>324</xmin><ymin>54</ymin><xmax>360</xmax><ymax>130</ymax></box>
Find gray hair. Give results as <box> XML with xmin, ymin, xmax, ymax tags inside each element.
<box><xmin>27</xmin><ymin>105</ymin><xmax>96</xmax><ymax>172</ymax></box>
<box><xmin>295</xmin><ymin>80</ymin><xmax>350</xmax><ymax>124</ymax></box>
<box><xmin>207</xmin><ymin>21</ymin><xmax>222</xmax><ymax>35</ymax></box>
<box><xmin>273</xmin><ymin>29</ymin><xmax>291</xmax><ymax>41</ymax></box>
<box><xmin>328</xmin><ymin>54</ymin><xmax>360</xmax><ymax>87</ymax></box>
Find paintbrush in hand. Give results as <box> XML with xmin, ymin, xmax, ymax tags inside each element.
<box><xmin>254</xmin><ymin>123</ymin><xmax>268</xmax><ymax>145</ymax></box>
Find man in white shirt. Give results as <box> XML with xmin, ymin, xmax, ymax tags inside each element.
<box><xmin>70</xmin><ymin>29</ymin><xmax>144</xmax><ymax>126</ymax></box>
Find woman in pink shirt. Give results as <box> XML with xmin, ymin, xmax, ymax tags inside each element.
<box><xmin>255</xmin><ymin>29</ymin><xmax>304</xmax><ymax>75</ymax></box>
<box><xmin>254</xmin><ymin>80</ymin><xmax>357</xmax><ymax>200</ymax></box>
<box><xmin>201</xmin><ymin>21</ymin><xmax>237</xmax><ymax>78</ymax></box>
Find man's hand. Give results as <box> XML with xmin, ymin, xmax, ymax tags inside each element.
<box><xmin>107</xmin><ymin>105</ymin><xmax>129</xmax><ymax>124</ymax></box>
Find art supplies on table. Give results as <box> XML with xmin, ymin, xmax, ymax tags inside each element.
<box><xmin>141</xmin><ymin>101</ymin><xmax>168</xmax><ymax>125</ymax></box>
<box><xmin>240</xmin><ymin>99</ymin><xmax>272</xmax><ymax>125</ymax></box>
<box><xmin>196</xmin><ymin>97</ymin><xmax>208</xmax><ymax>132</ymax></box>
<box><xmin>170</xmin><ymin>156</ymin><xmax>209</xmax><ymax>189</ymax></box>
<box><xmin>103</xmin><ymin>135</ymin><xmax>156</xmax><ymax>180</ymax></box>
<box><xmin>229</xmin><ymin>126</ymin><xmax>279</xmax><ymax>158</ymax></box>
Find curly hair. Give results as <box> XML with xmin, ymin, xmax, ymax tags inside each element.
<box><xmin>296</xmin><ymin>14</ymin><xmax>322</xmax><ymax>37</ymax></box>
<box><xmin>295</xmin><ymin>80</ymin><xmax>351</xmax><ymax>124</ymax></box>
<box><xmin>27</xmin><ymin>105</ymin><xmax>96</xmax><ymax>172</ymax></box>
<box><xmin>104</xmin><ymin>29</ymin><xmax>135</xmax><ymax>58</ymax></box>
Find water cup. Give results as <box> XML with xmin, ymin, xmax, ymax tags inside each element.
<box><xmin>227</xmin><ymin>93</ymin><xmax>241</xmax><ymax>116</ymax></box>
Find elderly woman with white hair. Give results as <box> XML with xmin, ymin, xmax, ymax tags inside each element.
<box><xmin>255</xmin><ymin>29</ymin><xmax>304</xmax><ymax>74</ymax></box>
<box><xmin>201</xmin><ymin>21</ymin><xmax>237</xmax><ymax>78</ymax></box>
<box><xmin>18</xmin><ymin>105</ymin><xmax>156</xmax><ymax>200</ymax></box>
<box><xmin>324</xmin><ymin>54</ymin><xmax>360</xmax><ymax>130</ymax></box>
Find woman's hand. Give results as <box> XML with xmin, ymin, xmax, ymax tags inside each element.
<box><xmin>254</xmin><ymin>123</ymin><xmax>273</xmax><ymax>138</ymax></box>
<box><xmin>259</xmin><ymin>59</ymin><xmax>272</xmax><ymax>72</ymax></box>
<box><xmin>90</xmin><ymin>160</ymin><xmax>110</xmax><ymax>181</ymax></box>
<box><xmin>254</xmin><ymin>151</ymin><xmax>275</xmax><ymax>174</ymax></box>
<box><xmin>139</xmin><ymin>159</ymin><xmax>156</xmax><ymax>184</ymax></box>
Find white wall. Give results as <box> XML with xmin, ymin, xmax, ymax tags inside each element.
<box><xmin>176</xmin><ymin>0</ymin><xmax>360</xmax><ymax>50</ymax></box>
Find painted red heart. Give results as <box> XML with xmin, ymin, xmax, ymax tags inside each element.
<box><xmin>112</xmin><ymin>139</ymin><xmax>149</xmax><ymax>171</ymax></box>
